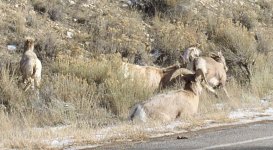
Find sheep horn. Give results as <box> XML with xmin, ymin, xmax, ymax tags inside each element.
<box><xmin>170</xmin><ymin>68</ymin><xmax>194</xmax><ymax>81</ymax></box>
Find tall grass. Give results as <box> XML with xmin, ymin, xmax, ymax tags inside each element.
<box><xmin>0</xmin><ymin>0</ymin><xmax>273</xmax><ymax>149</ymax></box>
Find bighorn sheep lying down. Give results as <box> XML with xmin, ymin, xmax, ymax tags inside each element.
<box><xmin>121</xmin><ymin>62</ymin><xmax>181</xmax><ymax>92</ymax></box>
<box><xmin>20</xmin><ymin>37</ymin><xmax>42</xmax><ymax>91</ymax></box>
<box><xmin>129</xmin><ymin>69</ymin><xmax>204</xmax><ymax>122</ymax></box>
<box><xmin>182</xmin><ymin>47</ymin><xmax>229</xmax><ymax>98</ymax></box>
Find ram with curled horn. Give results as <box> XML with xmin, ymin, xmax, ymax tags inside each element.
<box><xmin>129</xmin><ymin>68</ymin><xmax>204</xmax><ymax>122</ymax></box>
<box><xmin>181</xmin><ymin>46</ymin><xmax>202</xmax><ymax>70</ymax></box>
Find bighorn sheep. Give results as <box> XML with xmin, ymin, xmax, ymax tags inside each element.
<box><xmin>129</xmin><ymin>69</ymin><xmax>204</xmax><ymax>122</ymax></box>
<box><xmin>181</xmin><ymin>46</ymin><xmax>202</xmax><ymax>70</ymax></box>
<box><xmin>181</xmin><ymin>47</ymin><xmax>229</xmax><ymax>98</ymax></box>
<box><xmin>194</xmin><ymin>51</ymin><xmax>229</xmax><ymax>98</ymax></box>
<box><xmin>20</xmin><ymin>37</ymin><xmax>42</xmax><ymax>91</ymax></box>
<box><xmin>120</xmin><ymin>62</ymin><xmax>181</xmax><ymax>92</ymax></box>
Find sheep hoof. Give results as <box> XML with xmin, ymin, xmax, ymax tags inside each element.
<box><xmin>177</xmin><ymin>136</ymin><xmax>188</xmax><ymax>140</ymax></box>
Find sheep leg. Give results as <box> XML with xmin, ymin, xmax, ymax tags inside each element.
<box><xmin>201</xmin><ymin>82</ymin><xmax>219</xmax><ymax>98</ymax></box>
<box><xmin>35</xmin><ymin>79</ymin><xmax>41</xmax><ymax>89</ymax></box>
<box><xmin>222</xmin><ymin>87</ymin><xmax>230</xmax><ymax>99</ymax></box>
<box><xmin>202</xmin><ymin>75</ymin><xmax>209</xmax><ymax>85</ymax></box>
<box><xmin>202</xmin><ymin>74</ymin><xmax>209</xmax><ymax>86</ymax></box>
<box><xmin>218</xmin><ymin>83</ymin><xmax>230</xmax><ymax>99</ymax></box>
<box><xmin>22</xmin><ymin>76</ymin><xmax>27</xmax><ymax>84</ymax></box>
<box><xmin>23</xmin><ymin>82</ymin><xmax>31</xmax><ymax>91</ymax></box>
<box><xmin>31</xmin><ymin>80</ymin><xmax>35</xmax><ymax>90</ymax></box>
<box><xmin>23</xmin><ymin>78</ymin><xmax>34</xmax><ymax>91</ymax></box>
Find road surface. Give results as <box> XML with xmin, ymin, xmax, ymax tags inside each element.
<box><xmin>94</xmin><ymin>121</ymin><xmax>273</xmax><ymax>150</ymax></box>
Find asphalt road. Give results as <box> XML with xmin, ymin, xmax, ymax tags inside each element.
<box><xmin>94</xmin><ymin>121</ymin><xmax>273</xmax><ymax>150</ymax></box>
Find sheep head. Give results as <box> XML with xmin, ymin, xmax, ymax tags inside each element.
<box><xmin>181</xmin><ymin>46</ymin><xmax>202</xmax><ymax>65</ymax></box>
<box><xmin>24</xmin><ymin>37</ymin><xmax>35</xmax><ymax>52</ymax></box>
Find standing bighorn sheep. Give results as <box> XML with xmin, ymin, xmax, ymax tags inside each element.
<box><xmin>129</xmin><ymin>69</ymin><xmax>204</xmax><ymax>122</ymax></box>
<box><xmin>20</xmin><ymin>37</ymin><xmax>42</xmax><ymax>91</ymax></box>
<box><xmin>181</xmin><ymin>47</ymin><xmax>229</xmax><ymax>98</ymax></box>
<box><xmin>194</xmin><ymin>51</ymin><xmax>229</xmax><ymax>98</ymax></box>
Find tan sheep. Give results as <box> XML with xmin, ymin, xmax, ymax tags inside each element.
<box><xmin>193</xmin><ymin>51</ymin><xmax>229</xmax><ymax>98</ymax></box>
<box><xmin>181</xmin><ymin>47</ymin><xmax>229</xmax><ymax>98</ymax></box>
<box><xmin>129</xmin><ymin>69</ymin><xmax>203</xmax><ymax>122</ymax></box>
<box><xmin>120</xmin><ymin>62</ymin><xmax>181</xmax><ymax>92</ymax></box>
<box><xmin>20</xmin><ymin>37</ymin><xmax>42</xmax><ymax>91</ymax></box>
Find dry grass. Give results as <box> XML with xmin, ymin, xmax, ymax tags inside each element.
<box><xmin>251</xmin><ymin>53</ymin><xmax>273</xmax><ymax>96</ymax></box>
<box><xmin>0</xmin><ymin>0</ymin><xmax>273</xmax><ymax>149</ymax></box>
<box><xmin>51</xmin><ymin>54</ymin><xmax>154</xmax><ymax>117</ymax></box>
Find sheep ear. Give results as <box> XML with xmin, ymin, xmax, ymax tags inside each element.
<box><xmin>25</xmin><ymin>37</ymin><xmax>35</xmax><ymax>42</ymax></box>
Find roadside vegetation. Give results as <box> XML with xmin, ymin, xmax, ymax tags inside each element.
<box><xmin>0</xmin><ymin>0</ymin><xmax>272</xmax><ymax>149</ymax></box>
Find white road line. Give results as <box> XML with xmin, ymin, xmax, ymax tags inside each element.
<box><xmin>196</xmin><ymin>136</ymin><xmax>273</xmax><ymax>150</ymax></box>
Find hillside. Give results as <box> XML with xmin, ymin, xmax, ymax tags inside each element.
<box><xmin>0</xmin><ymin>0</ymin><xmax>273</xmax><ymax>149</ymax></box>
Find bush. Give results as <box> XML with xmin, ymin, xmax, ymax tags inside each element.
<box><xmin>48</xmin><ymin>6</ymin><xmax>63</xmax><ymax>21</ymax></box>
<box><xmin>35</xmin><ymin>33</ymin><xmax>59</xmax><ymax>61</ymax></box>
<box><xmin>32</xmin><ymin>0</ymin><xmax>47</xmax><ymax>14</ymax></box>
<box><xmin>256</xmin><ymin>30</ymin><xmax>273</xmax><ymax>54</ymax></box>
<box><xmin>130</xmin><ymin>0</ymin><xmax>180</xmax><ymax>17</ymax></box>
<box><xmin>32</xmin><ymin>0</ymin><xmax>63</xmax><ymax>21</ymax></box>
<box><xmin>151</xmin><ymin>19</ymin><xmax>203</xmax><ymax>66</ymax></box>
<box><xmin>84</xmin><ymin>9</ymin><xmax>152</xmax><ymax>64</ymax></box>
<box><xmin>209</xmin><ymin>18</ymin><xmax>257</xmax><ymax>84</ymax></box>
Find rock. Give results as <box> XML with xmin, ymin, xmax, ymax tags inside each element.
<box><xmin>66</xmin><ymin>31</ymin><xmax>74</xmax><ymax>39</ymax></box>
<box><xmin>69</xmin><ymin>0</ymin><xmax>75</xmax><ymax>5</ymax></box>
<box><xmin>7</xmin><ymin>45</ymin><xmax>17</xmax><ymax>53</ymax></box>
<box><xmin>177</xmin><ymin>136</ymin><xmax>188</xmax><ymax>139</ymax></box>
<box><xmin>121</xmin><ymin>4</ymin><xmax>129</xmax><ymax>8</ymax></box>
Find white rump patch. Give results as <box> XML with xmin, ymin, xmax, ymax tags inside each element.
<box><xmin>130</xmin><ymin>104</ymin><xmax>147</xmax><ymax>122</ymax></box>
<box><xmin>209</xmin><ymin>77</ymin><xmax>219</xmax><ymax>86</ymax></box>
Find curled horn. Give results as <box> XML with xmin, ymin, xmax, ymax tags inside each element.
<box><xmin>210</xmin><ymin>52</ymin><xmax>221</xmax><ymax>62</ymax></box>
<box><xmin>210</xmin><ymin>52</ymin><xmax>219</xmax><ymax>57</ymax></box>
<box><xmin>170</xmin><ymin>68</ymin><xmax>194</xmax><ymax>81</ymax></box>
<box><xmin>211</xmin><ymin>51</ymin><xmax>223</xmax><ymax>57</ymax></box>
<box><xmin>162</xmin><ymin>62</ymin><xmax>181</xmax><ymax>73</ymax></box>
